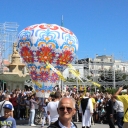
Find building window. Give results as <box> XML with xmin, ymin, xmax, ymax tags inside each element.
<box><xmin>116</xmin><ymin>65</ymin><xmax>119</xmax><ymax>68</ymax></box>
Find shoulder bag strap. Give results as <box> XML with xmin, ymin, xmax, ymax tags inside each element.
<box><xmin>0</xmin><ymin>101</ymin><xmax>6</xmax><ymax>114</ymax></box>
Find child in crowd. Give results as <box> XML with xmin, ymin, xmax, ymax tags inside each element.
<box><xmin>0</xmin><ymin>104</ymin><xmax>16</xmax><ymax>128</ymax></box>
<box><xmin>41</xmin><ymin>98</ymin><xmax>50</xmax><ymax>128</ymax></box>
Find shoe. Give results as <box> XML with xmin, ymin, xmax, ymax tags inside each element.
<box><xmin>31</xmin><ymin>124</ymin><xmax>36</xmax><ymax>126</ymax></box>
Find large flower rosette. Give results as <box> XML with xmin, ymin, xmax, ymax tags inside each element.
<box><xmin>17</xmin><ymin>23</ymin><xmax>78</xmax><ymax>97</ymax></box>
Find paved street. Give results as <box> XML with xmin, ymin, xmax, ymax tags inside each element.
<box><xmin>17</xmin><ymin>122</ymin><xmax>118</xmax><ymax>128</ymax></box>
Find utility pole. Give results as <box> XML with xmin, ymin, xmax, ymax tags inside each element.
<box><xmin>94</xmin><ymin>56</ymin><xmax>97</xmax><ymax>92</ymax></box>
<box><xmin>112</xmin><ymin>55</ymin><xmax>116</xmax><ymax>88</ymax></box>
<box><xmin>76</xmin><ymin>56</ymin><xmax>78</xmax><ymax>94</ymax></box>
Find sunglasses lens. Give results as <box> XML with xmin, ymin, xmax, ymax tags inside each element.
<box><xmin>59</xmin><ymin>107</ymin><xmax>72</xmax><ymax>112</ymax></box>
<box><xmin>67</xmin><ymin>107</ymin><xmax>72</xmax><ymax>112</ymax></box>
<box><xmin>59</xmin><ymin>107</ymin><xmax>65</xmax><ymax>111</ymax></box>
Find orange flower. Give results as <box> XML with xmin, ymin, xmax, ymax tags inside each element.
<box><xmin>57</xmin><ymin>50</ymin><xmax>73</xmax><ymax>65</ymax></box>
<box><xmin>36</xmin><ymin>46</ymin><xmax>55</xmax><ymax>63</ymax></box>
<box><xmin>21</xmin><ymin>46</ymin><xmax>34</xmax><ymax>63</ymax></box>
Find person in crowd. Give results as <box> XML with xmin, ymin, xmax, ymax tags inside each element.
<box><xmin>79</xmin><ymin>92</ymin><xmax>93</xmax><ymax>128</ymax></box>
<box><xmin>114</xmin><ymin>87</ymin><xmax>128</xmax><ymax>128</ymax></box>
<box><xmin>25</xmin><ymin>96</ymin><xmax>30</xmax><ymax>119</ymax></box>
<box><xmin>28</xmin><ymin>94</ymin><xmax>39</xmax><ymax>126</ymax></box>
<box><xmin>106</xmin><ymin>94</ymin><xmax>115</xmax><ymax>128</ymax></box>
<box><xmin>112</xmin><ymin>96</ymin><xmax>124</xmax><ymax>128</ymax></box>
<box><xmin>77</xmin><ymin>93</ymin><xmax>83</xmax><ymax>122</ymax></box>
<box><xmin>48</xmin><ymin>97</ymin><xmax>77</xmax><ymax>128</ymax></box>
<box><xmin>41</xmin><ymin>98</ymin><xmax>50</xmax><ymax>128</ymax></box>
<box><xmin>72</xmin><ymin>94</ymin><xmax>79</xmax><ymax>122</ymax></box>
<box><xmin>19</xmin><ymin>97</ymin><xmax>26</xmax><ymax>120</ymax></box>
<box><xmin>9</xmin><ymin>93</ymin><xmax>18</xmax><ymax>119</ymax></box>
<box><xmin>26</xmin><ymin>88</ymin><xmax>32</xmax><ymax>94</ymax></box>
<box><xmin>90</xmin><ymin>93</ymin><xmax>96</xmax><ymax>125</ymax></box>
<box><xmin>99</xmin><ymin>98</ymin><xmax>107</xmax><ymax>124</ymax></box>
<box><xmin>34</xmin><ymin>97</ymin><xmax>40</xmax><ymax>124</ymax></box>
<box><xmin>47</xmin><ymin>91</ymin><xmax>61</xmax><ymax>124</ymax></box>
<box><xmin>0</xmin><ymin>94</ymin><xmax>14</xmax><ymax>117</ymax></box>
<box><xmin>16</xmin><ymin>93</ymin><xmax>22</xmax><ymax>119</ymax></box>
<box><xmin>0</xmin><ymin>104</ymin><xmax>16</xmax><ymax>128</ymax></box>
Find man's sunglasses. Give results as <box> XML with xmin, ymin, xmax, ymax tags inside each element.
<box><xmin>59</xmin><ymin>107</ymin><xmax>73</xmax><ymax>112</ymax></box>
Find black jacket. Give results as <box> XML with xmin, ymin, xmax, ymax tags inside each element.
<box><xmin>47</xmin><ymin>120</ymin><xmax>77</xmax><ymax>128</ymax></box>
<box><xmin>106</xmin><ymin>99</ymin><xmax>114</xmax><ymax>115</ymax></box>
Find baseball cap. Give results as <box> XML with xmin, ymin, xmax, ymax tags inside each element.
<box><xmin>3</xmin><ymin>104</ymin><xmax>12</xmax><ymax>110</ymax></box>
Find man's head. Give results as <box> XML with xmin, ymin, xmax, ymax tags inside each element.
<box><xmin>54</xmin><ymin>91</ymin><xmax>61</xmax><ymax>99</ymax></box>
<box><xmin>3</xmin><ymin>94</ymin><xmax>10</xmax><ymax>101</ymax></box>
<box><xmin>3</xmin><ymin>104</ymin><xmax>12</xmax><ymax>118</ymax></box>
<box><xmin>106</xmin><ymin>94</ymin><xmax>111</xmax><ymax>100</ymax></box>
<box><xmin>57</xmin><ymin>97</ymin><xmax>76</xmax><ymax>122</ymax></box>
<box><xmin>85</xmin><ymin>92</ymin><xmax>90</xmax><ymax>97</ymax></box>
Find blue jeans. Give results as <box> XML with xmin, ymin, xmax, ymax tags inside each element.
<box><xmin>29</xmin><ymin>109</ymin><xmax>35</xmax><ymax>125</ymax></box>
<box><xmin>116</xmin><ymin>112</ymin><xmax>124</xmax><ymax>128</ymax></box>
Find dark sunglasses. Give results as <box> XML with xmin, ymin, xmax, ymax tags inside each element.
<box><xmin>59</xmin><ymin>107</ymin><xmax>73</xmax><ymax>112</ymax></box>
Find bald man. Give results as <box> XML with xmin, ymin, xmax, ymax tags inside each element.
<box><xmin>48</xmin><ymin>97</ymin><xmax>77</xmax><ymax>128</ymax></box>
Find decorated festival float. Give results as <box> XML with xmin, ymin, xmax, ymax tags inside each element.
<box><xmin>17</xmin><ymin>23</ymin><xmax>79</xmax><ymax>97</ymax></box>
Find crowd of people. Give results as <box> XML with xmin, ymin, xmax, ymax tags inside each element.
<box><xmin>0</xmin><ymin>86</ymin><xmax>127</xmax><ymax>128</ymax></box>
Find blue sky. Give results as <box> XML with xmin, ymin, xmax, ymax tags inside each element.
<box><xmin>0</xmin><ymin>0</ymin><xmax>128</xmax><ymax>61</ymax></box>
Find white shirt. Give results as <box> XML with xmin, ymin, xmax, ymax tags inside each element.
<box><xmin>113</xmin><ymin>100</ymin><xmax>124</xmax><ymax>112</ymax></box>
<box><xmin>59</xmin><ymin>121</ymin><xmax>76</xmax><ymax>128</ymax></box>
<box><xmin>47</xmin><ymin>101</ymin><xmax>59</xmax><ymax>122</ymax></box>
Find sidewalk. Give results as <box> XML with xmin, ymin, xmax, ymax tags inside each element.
<box><xmin>17</xmin><ymin>122</ymin><xmax>118</xmax><ymax>128</ymax></box>
<box><xmin>16</xmin><ymin>119</ymin><xmax>29</xmax><ymax>125</ymax></box>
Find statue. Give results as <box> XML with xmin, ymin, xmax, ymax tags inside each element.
<box><xmin>13</xmin><ymin>43</ymin><xmax>18</xmax><ymax>54</ymax></box>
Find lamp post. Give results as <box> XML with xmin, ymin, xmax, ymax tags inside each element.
<box><xmin>113</xmin><ymin>66</ymin><xmax>116</xmax><ymax>88</ymax></box>
<box><xmin>76</xmin><ymin>56</ymin><xmax>79</xmax><ymax>94</ymax></box>
<box><xmin>112</xmin><ymin>55</ymin><xmax>116</xmax><ymax>88</ymax></box>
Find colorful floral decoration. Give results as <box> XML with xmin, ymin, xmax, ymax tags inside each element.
<box><xmin>50</xmin><ymin>73</ymin><xmax>59</xmax><ymax>83</ymax></box>
<box><xmin>20</xmin><ymin>46</ymin><xmax>34</xmax><ymax>63</ymax></box>
<box><xmin>47</xmin><ymin>85</ymin><xmax>53</xmax><ymax>92</ymax></box>
<box><xmin>57</xmin><ymin>50</ymin><xmax>73</xmax><ymax>66</ymax></box>
<box><xmin>39</xmin><ymin>71</ymin><xmax>49</xmax><ymax>82</ymax></box>
<box><xmin>30</xmin><ymin>70</ymin><xmax>38</xmax><ymax>81</ymax></box>
<box><xmin>36</xmin><ymin>46</ymin><xmax>55</xmax><ymax>63</ymax></box>
<box><xmin>17</xmin><ymin>23</ymin><xmax>78</xmax><ymax>97</ymax></box>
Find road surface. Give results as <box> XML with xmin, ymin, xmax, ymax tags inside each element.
<box><xmin>17</xmin><ymin>122</ymin><xmax>118</xmax><ymax>128</ymax></box>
